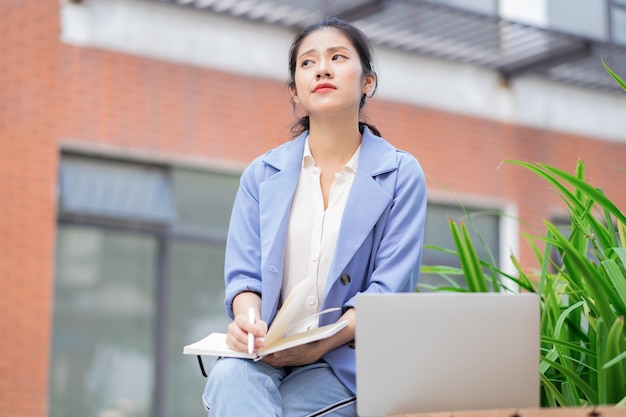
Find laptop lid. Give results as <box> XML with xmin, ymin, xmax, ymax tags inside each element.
<box><xmin>355</xmin><ymin>292</ymin><xmax>540</xmax><ymax>417</ymax></box>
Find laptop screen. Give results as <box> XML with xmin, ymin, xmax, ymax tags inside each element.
<box><xmin>355</xmin><ymin>292</ymin><xmax>540</xmax><ymax>417</ymax></box>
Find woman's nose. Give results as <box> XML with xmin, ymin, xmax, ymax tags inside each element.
<box><xmin>316</xmin><ymin>61</ymin><xmax>332</xmax><ymax>79</ymax></box>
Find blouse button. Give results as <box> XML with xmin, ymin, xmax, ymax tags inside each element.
<box><xmin>307</xmin><ymin>295</ymin><xmax>317</xmax><ymax>305</ymax></box>
<box><xmin>340</xmin><ymin>274</ymin><xmax>351</xmax><ymax>285</ymax></box>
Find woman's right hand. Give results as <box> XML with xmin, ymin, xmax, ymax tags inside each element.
<box><xmin>226</xmin><ymin>292</ymin><xmax>267</xmax><ymax>353</ymax></box>
<box><xmin>226</xmin><ymin>312</ymin><xmax>268</xmax><ymax>353</ymax></box>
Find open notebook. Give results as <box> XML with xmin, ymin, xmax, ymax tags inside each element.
<box><xmin>184</xmin><ymin>279</ymin><xmax>347</xmax><ymax>361</ymax></box>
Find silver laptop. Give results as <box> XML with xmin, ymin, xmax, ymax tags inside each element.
<box><xmin>356</xmin><ymin>292</ymin><xmax>540</xmax><ymax>416</ymax></box>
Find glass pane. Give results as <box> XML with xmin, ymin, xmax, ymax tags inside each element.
<box><xmin>419</xmin><ymin>203</ymin><xmax>500</xmax><ymax>291</ymax></box>
<box><xmin>429</xmin><ymin>0</ymin><xmax>497</xmax><ymax>15</ymax></box>
<box><xmin>171</xmin><ymin>168</ymin><xmax>240</xmax><ymax>234</ymax></box>
<box><xmin>612</xmin><ymin>7</ymin><xmax>626</xmax><ymax>45</ymax></box>
<box><xmin>50</xmin><ymin>225</ymin><xmax>157</xmax><ymax>417</ymax></box>
<box><xmin>499</xmin><ymin>0</ymin><xmax>547</xmax><ymax>27</ymax></box>
<box><xmin>547</xmin><ymin>0</ymin><xmax>608</xmax><ymax>41</ymax></box>
<box><xmin>60</xmin><ymin>155</ymin><xmax>176</xmax><ymax>223</ymax></box>
<box><xmin>165</xmin><ymin>240</ymin><xmax>229</xmax><ymax>417</ymax></box>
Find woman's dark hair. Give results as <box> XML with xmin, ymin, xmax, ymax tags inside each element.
<box><xmin>288</xmin><ymin>17</ymin><xmax>381</xmax><ymax>137</ymax></box>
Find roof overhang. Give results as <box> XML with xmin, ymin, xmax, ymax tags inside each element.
<box><xmin>158</xmin><ymin>0</ymin><xmax>626</xmax><ymax>92</ymax></box>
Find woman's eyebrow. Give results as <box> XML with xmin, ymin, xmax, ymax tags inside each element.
<box><xmin>298</xmin><ymin>45</ymin><xmax>351</xmax><ymax>60</ymax></box>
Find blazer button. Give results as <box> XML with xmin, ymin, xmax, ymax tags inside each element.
<box><xmin>340</xmin><ymin>274</ymin><xmax>351</xmax><ymax>285</ymax></box>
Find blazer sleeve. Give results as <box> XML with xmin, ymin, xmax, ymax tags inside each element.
<box><xmin>222</xmin><ymin>159</ymin><xmax>265</xmax><ymax>319</ymax></box>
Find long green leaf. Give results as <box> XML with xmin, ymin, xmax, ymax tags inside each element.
<box><xmin>540</xmin><ymin>372</ymin><xmax>568</xmax><ymax>406</ymax></box>
<box><xmin>554</xmin><ymin>301</ymin><xmax>585</xmax><ymax>340</ymax></box>
<box><xmin>459</xmin><ymin>221</ymin><xmax>490</xmax><ymax>292</ymax></box>
<box><xmin>541</xmin><ymin>336</ymin><xmax>595</xmax><ymax>357</ymax></box>
<box><xmin>575</xmin><ymin>159</ymin><xmax>586</xmax><ymax>201</ymax></box>
<box><xmin>463</xmin><ymin>210</ymin><xmax>503</xmax><ymax>292</ymax></box>
<box><xmin>597</xmin><ymin>318</ymin><xmax>608</xmax><ymax>404</ymax></box>
<box><xmin>604</xmin><ymin>349</ymin><xmax>626</xmax><ymax>369</ymax></box>
<box><xmin>420</xmin><ymin>265</ymin><xmax>465</xmax><ymax>275</ymax></box>
<box><xmin>601</xmin><ymin>258</ymin><xmax>626</xmax><ymax>315</ymax></box>
<box><xmin>449</xmin><ymin>220</ymin><xmax>488</xmax><ymax>292</ymax></box>
<box><xmin>508</xmin><ymin>255</ymin><xmax>538</xmax><ymax>292</ymax></box>
<box><xmin>613</xmin><ymin>247</ymin><xmax>626</xmax><ymax>267</ymax></box>
<box><xmin>535</xmin><ymin>229</ymin><xmax>555</xmax><ymax>295</ymax></box>
<box><xmin>589</xmin><ymin>323</ymin><xmax>599</xmax><ymax>393</ymax></box>
<box><xmin>546</xmin><ymin>222</ymin><xmax>616</xmax><ymax>324</ymax></box>
<box><xmin>603</xmin><ymin>59</ymin><xmax>626</xmax><ymax>93</ymax></box>
<box><xmin>553</xmin><ymin>300</ymin><xmax>588</xmax><ymax>384</ymax></box>
<box><xmin>619</xmin><ymin>222</ymin><xmax>626</xmax><ymax>249</ymax></box>
<box><xmin>540</xmin><ymin>346</ymin><xmax>559</xmax><ymax>375</ymax></box>
<box><xmin>563</xmin><ymin>381</ymin><xmax>582</xmax><ymax>407</ymax></box>
<box><xmin>604</xmin><ymin>316</ymin><xmax>625</xmax><ymax>404</ymax></box>
<box><xmin>429</xmin><ymin>286</ymin><xmax>467</xmax><ymax>293</ymax></box>
<box><xmin>423</xmin><ymin>244</ymin><xmax>458</xmax><ymax>255</ymax></box>
<box><xmin>505</xmin><ymin>160</ymin><xmax>585</xmax><ymax>213</ymax></box>
<box><xmin>506</xmin><ymin>160</ymin><xmax>626</xmax><ymax>241</ymax></box>
<box><xmin>601</xmin><ymin>207</ymin><xmax>620</xmax><ymax>251</ymax></box>
<box><xmin>449</xmin><ymin>220</ymin><xmax>473</xmax><ymax>290</ymax></box>
<box><xmin>540</xmin><ymin>163</ymin><xmax>626</xmax><ymax>225</ymax></box>
<box><xmin>541</xmin><ymin>356</ymin><xmax>598</xmax><ymax>404</ymax></box>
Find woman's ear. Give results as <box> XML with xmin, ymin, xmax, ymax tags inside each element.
<box><xmin>362</xmin><ymin>73</ymin><xmax>376</xmax><ymax>96</ymax></box>
<box><xmin>290</xmin><ymin>87</ymin><xmax>299</xmax><ymax>104</ymax></box>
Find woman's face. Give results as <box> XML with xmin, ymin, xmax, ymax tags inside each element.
<box><xmin>291</xmin><ymin>27</ymin><xmax>375</xmax><ymax>119</ymax></box>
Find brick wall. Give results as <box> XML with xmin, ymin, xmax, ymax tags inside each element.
<box><xmin>1</xmin><ymin>1</ymin><xmax>626</xmax><ymax>416</ymax></box>
<box><xmin>368</xmin><ymin>99</ymin><xmax>626</xmax><ymax>261</ymax></box>
<box><xmin>1</xmin><ymin>1</ymin><xmax>61</xmax><ymax>415</ymax></box>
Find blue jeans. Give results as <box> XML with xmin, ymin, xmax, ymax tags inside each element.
<box><xmin>202</xmin><ymin>358</ymin><xmax>356</xmax><ymax>417</ymax></box>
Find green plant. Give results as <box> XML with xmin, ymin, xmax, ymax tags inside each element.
<box><xmin>422</xmin><ymin>62</ymin><xmax>626</xmax><ymax>408</ymax></box>
<box><xmin>422</xmin><ymin>159</ymin><xmax>626</xmax><ymax>407</ymax></box>
<box><xmin>603</xmin><ymin>59</ymin><xmax>626</xmax><ymax>93</ymax></box>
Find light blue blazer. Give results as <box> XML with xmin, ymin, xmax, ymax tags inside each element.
<box><xmin>222</xmin><ymin>127</ymin><xmax>427</xmax><ymax>394</ymax></box>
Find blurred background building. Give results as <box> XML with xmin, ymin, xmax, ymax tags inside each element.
<box><xmin>1</xmin><ymin>0</ymin><xmax>626</xmax><ymax>416</ymax></box>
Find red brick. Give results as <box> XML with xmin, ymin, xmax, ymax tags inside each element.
<box><xmin>2</xmin><ymin>1</ymin><xmax>626</xmax><ymax>416</ymax></box>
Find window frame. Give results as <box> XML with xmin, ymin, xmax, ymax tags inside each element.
<box><xmin>422</xmin><ymin>192</ymin><xmax>518</xmax><ymax>292</ymax></box>
<box><xmin>54</xmin><ymin>149</ymin><xmax>238</xmax><ymax>417</ymax></box>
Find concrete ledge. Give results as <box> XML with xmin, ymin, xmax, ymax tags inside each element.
<box><xmin>389</xmin><ymin>406</ymin><xmax>624</xmax><ymax>417</ymax></box>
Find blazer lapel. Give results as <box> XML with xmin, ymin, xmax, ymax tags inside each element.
<box><xmin>258</xmin><ymin>134</ymin><xmax>306</xmax><ymax>317</ymax></box>
<box><xmin>325</xmin><ymin>128</ymin><xmax>398</xmax><ymax>294</ymax></box>
<box><xmin>259</xmin><ymin>133</ymin><xmax>306</xmax><ymax>259</ymax></box>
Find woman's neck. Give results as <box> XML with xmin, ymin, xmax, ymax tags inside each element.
<box><xmin>307</xmin><ymin>118</ymin><xmax>362</xmax><ymax>166</ymax></box>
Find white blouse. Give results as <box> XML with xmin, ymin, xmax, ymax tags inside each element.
<box><xmin>282</xmin><ymin>137</ymin><xmax>360</xmax><ymax>335</ymax></box>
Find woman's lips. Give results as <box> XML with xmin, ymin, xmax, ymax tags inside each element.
<box><xmin>313</xmin><ymin>83</ymin><xmax>336</xmax><ymax>92</ymax></box>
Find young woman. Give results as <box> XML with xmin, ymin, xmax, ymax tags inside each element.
<box><xmin>202</xmin><ymin>17</ymin><xmax>427</xmax><ymax>417</ymax></box>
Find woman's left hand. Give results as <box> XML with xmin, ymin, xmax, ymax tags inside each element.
<box><xmin>261</xmin><ymin>341</ymin><xmax>324</xmax><ymax>367</ymax></box>
<box><xmin>263</xmin><ymin>308</ymin><xmax>356</xmax><ymax>367</ymax></box>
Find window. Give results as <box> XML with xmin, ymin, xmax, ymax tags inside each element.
<box><xmin>541</xmin><ymin>0</ymin><xmax>626</xmax><ymax>45</ymax></box>
<box><xmin>419</xmin><ymin>201</ymin><xmax>502</xmax><ymax>292</ymax></box>
<box><xmin>546</xmin><ymin>0</ymin><xmax>608</xmax><ymax>41</ymax></box>
<box><xmin>430</xmin><ymin>0</ymin><xmax>498</xmax><ymax>16</ymax></box>
<box><xmin>50</xmin><ymin>154</ymin><xmax>239</xmax><ymax>417</ymax></box>
<box><xmin>612</xmin><ymin>2</ymin><xmax>626</xmax><ymax>45</ymax></box>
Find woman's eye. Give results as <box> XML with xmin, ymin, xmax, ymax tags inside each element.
<box><xmin>332</xmin><ymin>54</ymin><xmax>346</xmax><ymax>61</ymax></box>
<box><xmin>301</xmin><ymin>59</ymin><xmax>313</xmax><ymax>67</ymax></box>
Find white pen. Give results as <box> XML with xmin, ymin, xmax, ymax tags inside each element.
<box><xmin>247</xmin><ymin>307</ymin><xmax>255</xmax><ymax>354</ymax></box>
